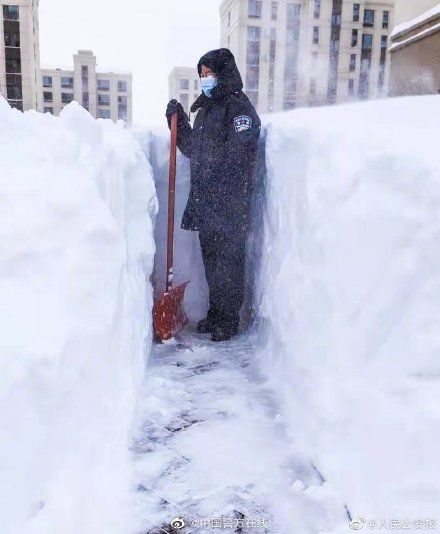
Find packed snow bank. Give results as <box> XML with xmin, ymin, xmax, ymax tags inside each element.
<box><xmin>0</xmin><ymin>99</ymin><xmax>157</xmax><ymax>534</ymax></box>
<box><xmin>258</xmin><ymin>95</ymin><xmax>440</xmax><ymax>522</ymax></box>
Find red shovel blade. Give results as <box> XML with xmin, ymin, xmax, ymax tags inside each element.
<box><xmin>153</xmin><ymin>282</ymin><xmax>189</xmax><ymax>341</ymax></box>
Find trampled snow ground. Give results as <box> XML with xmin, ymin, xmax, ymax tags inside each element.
<box><xmin>132</xmin><ymin>330</ymin><xmax>349</xmax><ymax>534</ymax></box>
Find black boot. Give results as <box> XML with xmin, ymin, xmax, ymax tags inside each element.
<box><xmin>211</xmin><ymin>322</ymin><xmax>239</xmax><ymax>342</ymax></box>
<box><xmin>197</xmin><ymin>317</ymin><xmax>215</xmax><ymax>334</ymax></box>
<box><xmin>197</xmin><ymin>309</ymin><xmax>219</xmax><ymax>334</ymax></box>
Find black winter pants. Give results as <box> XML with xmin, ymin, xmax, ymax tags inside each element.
<box><xmin>199</xmin><ymin>229</ymin><xmax>247</xmax><ymax>328</ymax></box>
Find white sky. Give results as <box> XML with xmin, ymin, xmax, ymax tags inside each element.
<box><xmin>39</xmin><ymin>0</ymin><xmax>222</xmax><ymax>127</ymax></box>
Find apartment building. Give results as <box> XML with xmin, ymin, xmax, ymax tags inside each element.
<box><xmin>168</xmin><ymin>66</ymin><xmax>201</xmax><ymax>116</ymax></box>
<box><xmin>0</xmin><ymin>0</ymin><xmax>42</xmax><ymax>111</ymax></box>
<box><xmin>220</xmin><ymin>0</ymin><xmax>394</xmax><ymax>114</ymax></box>
<box><xmin>389</xmin><ymin>3</ymin><xmax>440</xmax><ymax>96</ymax></box>
<box><xmin>41</xmin><ymin>50</ymin><xmax>132</xmax><ymax>124</ymax></box>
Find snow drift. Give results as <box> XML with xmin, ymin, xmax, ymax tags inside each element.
<box><xmin>258</xmin><ymin>95</ymin><xmax>440</xmax><ymax>522</ymax></box>
<box><xmin>0</xmin><ymin>99</ymin><xmax>156</xmax><ymax>534</ymax></box>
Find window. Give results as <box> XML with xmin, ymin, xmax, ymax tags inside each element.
<box><xmin>43</xmin><ymin>76</ymin><xmax>52</xmax><ymax>88</ymax></box>
<box><xmin>314</xmin><ymin>0</ymin><xmax>320</xmax><ymax>19</ymax></box>
<box><xmin>246</xmin><ymin>11</ymin><xmax>260</xmax><ymax>109</ymax></box>
<box><xmin>5</xmin><ymin>58</ymin><xmax>21</xmax><ymax>73</ymax></box>
<box><xmin>332</xmin><ymin>13</ymin><xmax>341</xmax><ymax>26</ymax></box>
<box><xmin>271</xmin><ymin>1</ymin><xmax>278</xmax><ymax>20</ymax></box>
<box><xmin>310</xmin><ymin>78</ymin><xmax>317</xmax><ymax>96</ymax></box>
<box><xmin>118</xmin><ymin>107</ymin><xmax>127</xmax><ymax>121</ymax></box>
<box><xmin>98</xmin><ymin>109</ymin><xmax>111</xmax><ymax>119</ymax></box>
<box><xmin>228</xmin><ymin>10</ymin><xmax>231</xmax><ymax>27</ymax></box>
<box><xmin>362</xmin><ymin>33</ymin><xmax>373</xmax><ymax>49</ymax></box>
<box><xmin>248</xmin><ymin>0</ymin><xmax>262</xmax><ymax>18</ymax></box>
<box><xmin>353</xmin><ymin>4</ymin><xmax>360</xmax><ymax>22</ymax></box>
<box><xmin>360</xmin><ymin>57</ymin><xmax>371</xmax><ymax>72</ymax></box>
<box><xmin>43</xmin><ymin>91</ymin><xmax>53</xmax><ymax>102</ymax></box>
<box><xmin>61</xmin><ymin>93</ymin><xmax>73</xmax><ymax>104</ymax></box>
<box><xmin>44</xmin><ymin>107</ymin><xmax>54</xmax><ymax>114</ymax></box>
<box><xmin>4</xmin><ymin>30</ymin><xmax>20</xmax><ymax>47</ymax></box>
<box><xmin>313</xmin><ymin>26</ymin><xmax>319</xmax><ymax>44</ymax></box>
<box><xmin>382</xmin><ymin>11</ymin><xmax>389</xmax><ymax>29</ymax></box>
<box><xmin>118</xmin><ymin>80</ymin><xmax>127</xmax><ymax>92</ymax></box>
<box><xmin>3</xmin><ymin>5</ymin><xmax>19</xmax><ymax>20</ymax></box>
<box><xmin>364</xmin><ymin>9</ymin><xmax>375</xmax><ymax>28</ymax></box>
<box><xmin>246</xmin><ymin>66</ymin><xmax>260</xmax><ymax>90</ymax></box>
<box><xmin>9</xmin><ymin>100</ymin><xmax>23</xmax><ymax>111</ymax></box>
<box><xmin>246</xmin><ymin>24</ymin><xmax>261</xmax><ymax>100</ymax></box>
<box><xmin>284</xmin><ymin>3</ymin><xmax>301</xmax><ymax>110</ymax></box>
<box><xmin>61</xmin><ymin>77</ymin><xmax>73</xmax><ymax>88</ymax></box>
<box><xmin>348</xmin><ymin>79</ymin><xmax>355</xmax><ymax>96</ymax></box>
<box><xmin>82</xmin><ymin>66</ymin><xmax>89</xmax><ymax>91</ymax></box>
<box><xmin>381</xmin><ymin>35</ymin><xmax>388</xmax><ymax>48</ymax></box>
<box><xmin>350</xmin><ymin>54</ymin><xmax>356</xmax><ymax>71</ymax></box>
<box><xmin>351</xmin><ymin>29</ymin><xmax>358</xmax><ymax>47</ymax></box>
<box><xmin>83</xmin><ymin>93</ymin><xmax>89</xmax><ymax>109</ymax></box>
<box><xmin>6</xmin><ymin>74</ymin><xmax>22</xmax><ymax>99</ymax></box>
<box><xmin>268</xmin><ymin>27</ymin><xmax>276</xmax><ymax>107</ymax></box>
<box><xmin>180</xmin><ymin>79</ymin><xmax>189</xmax><ymax>90</ymax></box>
<box><xmin>247</xmin><ymin>26</ymin><xmax>261</xmax><ymax>65</ymax></box>
<box><xmin>97</xmin><ymin>79</ymin><xmax>110</xmax><ymax>91</ymax></box>
<box><xmin>98</xmin><ymin>94</ymin><xmax>110</xmax><ymax>105</ymax></box>
<box><xmin>269</xmin><ymin>28</ymin><xmax>276</xmax><ymax>62</ymax></box>
<box><xmin>180</xmin><ymin>93</ymin><xmax>189</xmax><ymax>113</ymax></box>
<box><xmin>194</xmin><ymin>79</ymin><xmax>198</xmax><ymax>91</ymax></box>
<box><xmin>311</xmin><ymin>51</ymin><xmax>318</xmax><ymax>68</ymax></box>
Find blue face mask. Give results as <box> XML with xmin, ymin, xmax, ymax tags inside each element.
<box><xmin>200</xmin><ymin>76</ymin><xmax>217</xmax><ymax>97</ymax></box>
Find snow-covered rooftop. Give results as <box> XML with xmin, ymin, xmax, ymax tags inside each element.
<box><xmin>389</xmin><ymin>20</ymin><xmax>440</xmax><ymax>52</ymax></box>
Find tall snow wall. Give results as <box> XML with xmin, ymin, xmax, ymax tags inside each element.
<box><xmin>0</xmin><ymin>99</ymin><xmax>157</xmax><ymax>534</ymax></box>
<box><xmin>258</xmin><ymin>95</ymin><xmax>440</xmax><ymax>520</ymax></box>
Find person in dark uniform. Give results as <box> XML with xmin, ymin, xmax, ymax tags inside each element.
<box><xmin>166</xmin><ymin>48</ymin><xmax>261</xmax><ymax>342</ymax></box>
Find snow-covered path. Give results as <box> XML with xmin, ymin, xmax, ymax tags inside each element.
<box><xmin>132</xmin><ymin>329</ymin><xmax>349</xmax><ymax>534</ymax></box>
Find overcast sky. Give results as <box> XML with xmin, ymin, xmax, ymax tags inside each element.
<box><xmin>39</xmin><ymin>0</ymin><xmax>222</xmax><ymax>126</ymax></box>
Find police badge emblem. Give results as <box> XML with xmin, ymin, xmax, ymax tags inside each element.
<box><xmin>234</xmin><ymin>115</ymin><xmax>253</xmax><ymax>132</ymax></box>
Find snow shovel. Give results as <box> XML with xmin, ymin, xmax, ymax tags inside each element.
<box><xmin>153</xmin><ymin>112</ymin><xmax>189</xmax><ymax>342</ymax></box>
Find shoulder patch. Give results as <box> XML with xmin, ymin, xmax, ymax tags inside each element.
<box><xmin>234</xmin><ymin>115</ymin><xmax>252</xmax><ymax>133</ymax></box>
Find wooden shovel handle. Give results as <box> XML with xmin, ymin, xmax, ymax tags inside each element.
<box><xmin>166</xmin><ymin>113</ymin><xmax>178</xmax><ymax>293</ymax></box>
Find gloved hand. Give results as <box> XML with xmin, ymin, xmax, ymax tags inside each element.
<box><xmin>165</xmin><ymin>99</ymin><xmax>186</xmax><ymax>127</ymax></box>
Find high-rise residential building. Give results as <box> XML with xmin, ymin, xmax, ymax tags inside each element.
<box><xmin>41</xmin><ymin>50</ymin><xmax>133</xmax><ymax>124</ymax></box>
<box><xmin>0</xmin><ymin>0</ymin><xmax>42</xmax><ymax>112</ymax></box>
<box><xmin>389</xmin><ymin>3</ymin><xmax>440</xmax><ymax>97</ymax></box>
<box><xmin>220</xmin><ymin>0</ymin><xmax>394</xmax><ymax>114</ymax></box>
<box><xmin>168</xmin><ymin>66</ymin><xmax>201</xmax><ymax>117</ymax></box>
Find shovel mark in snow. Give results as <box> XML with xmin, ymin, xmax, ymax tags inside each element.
<box><xmin>187</xmin><ymin>361</ymin><xmax>220</xmax><ymax>375</ymax></box>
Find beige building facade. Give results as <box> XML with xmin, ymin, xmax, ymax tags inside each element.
<box><xmin>220</xmin><ymin>0</ymin><xmax>394</xmax><ymax>114</ymax></box>
<box><xmin>168</xmin><ymin>66</ymin><xmax>201</xmax><ymax>116</ymax></box>
<box><xmin>42</xmin><ymin>50</ymin><xmax>132</xmax><ymax>124</ymax></box>
<box><xmin>0</xmin><ymin>0</ymin><xmax>42</xmax><ymax>112</ymax></box>
<box><xmin>389</xmin><ymin>3</ymin><xmax>440</xmax><ymax>96</ymax></box>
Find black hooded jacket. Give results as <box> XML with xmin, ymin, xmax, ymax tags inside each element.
<box><xmin>174</xmin><ymin>48</ymin><xmax>261</xmax><ymax>233</ymax></box>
